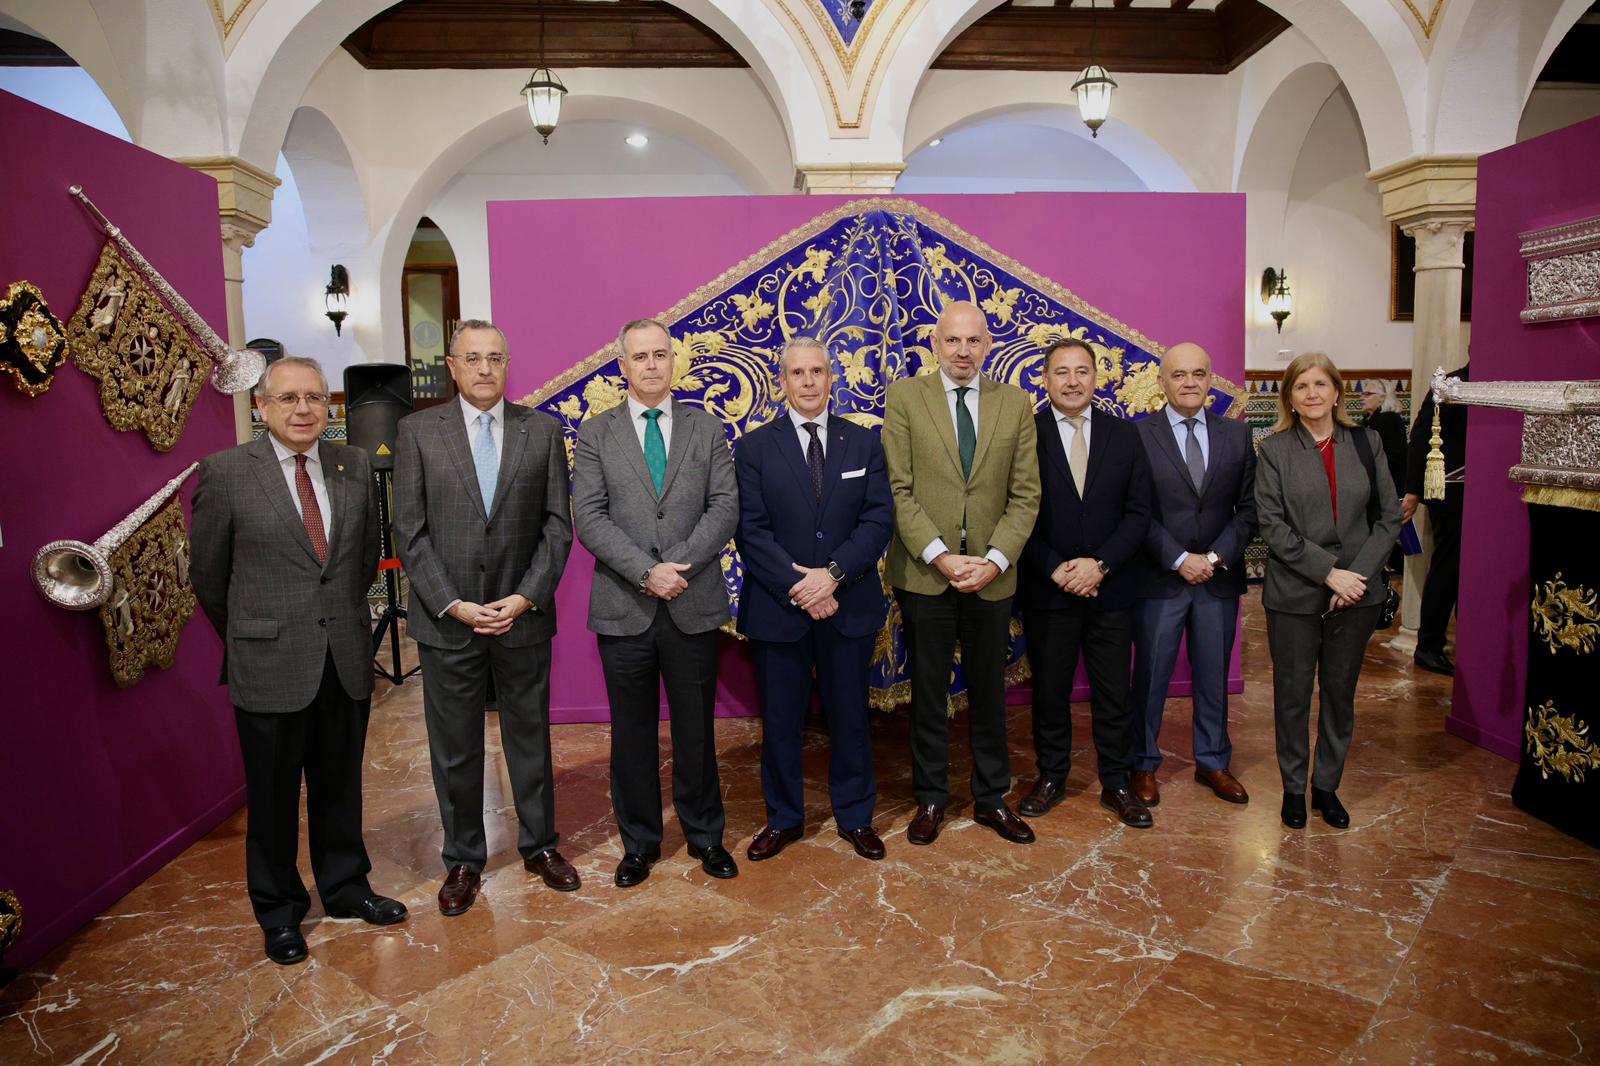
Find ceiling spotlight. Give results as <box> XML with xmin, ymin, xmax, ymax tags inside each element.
<box><xmin>625</xmin><ymin>133</ymin><xmax>649</xmax><ymax>148</ymax></box>
<box><xmin>928</xmin><ymin>138</ymin><xmax>943</xmax><ymax>147</ymax></box>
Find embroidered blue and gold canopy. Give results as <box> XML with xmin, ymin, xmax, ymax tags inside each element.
<box><xmin>524</xmin><ymin>198</ymin><xmax>1242</xmax><ymax>709</ymax></box>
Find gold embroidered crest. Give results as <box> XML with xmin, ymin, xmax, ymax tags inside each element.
<box><xmin>1</xmin><ymin>281</ymin><xmax>70</xmax><ymax>395</ymax></box>
<box><xmin>97</xmin><ymin>498</ymin><xmax>197</xmax><ymax>687</ymax></box>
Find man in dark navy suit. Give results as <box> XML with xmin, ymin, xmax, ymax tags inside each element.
<box><xmin>734</xmin><ymin>336</ymin><xmax>894</xmax><ymax>862</ymax></box>
<box><xmin>1128</xmin><ymin>342</ymin><xmax>1258</xmax><ymax>809</ymax></box>
<box><xmin>1019</xmin><ymin>337</ymin><xmax>1154</xmax><ymax>828</ymax></box>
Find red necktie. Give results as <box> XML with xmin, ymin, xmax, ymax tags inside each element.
<box><xmin>295</xmin><ymin>454</ymin><xmax>329</xmax><ymax>564</ymax></box>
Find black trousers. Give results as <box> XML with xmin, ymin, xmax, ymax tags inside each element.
<box><xmin>1024</xmin><ymin>605</ymin><xmax>1136</xmax><ymax>790</ymax></box>
<box><xmin>417</xmin><ymin>634</ymin><xmax>557</xmax><ymax>872</ymax></box>
<box><xmin>598</xmin><ymin>605</ymin><xmax>725</xmax><ymax>855</ymax></box>
<box><xmin>1418</xmin><ymin>495</ymin><xmax>1462</xmax><ymax>656</ymax></box>
<box><xmin>234</xmin><ymin>650</ymin><xmax>374</xmax><ymax>930</ymax></box>
<box><xmin>896</xmin><ymin>587</ymin><xmax>1012</xmax><ymax>811</ymax></box>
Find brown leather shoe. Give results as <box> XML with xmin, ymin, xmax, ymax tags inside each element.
<box><xmin>524</xmin><ymin>849</ymin><xmax>581</xmax><ymax>891</ymax></box>
<box><xmin>438</xmin><ymin>864</ymin><xmax>481</xmax><ymax>916</ymax></box>
<box><xmin>747</xmin><ymin>825</ymin><xmax>803</xmax><ymax>862</ymax></box>
<box><xmin>1195</xmin><ymin>769</ymin><xmax>1249</xmax><ymax>805</ymax></box>
<box><xmin>838</xmin><ymin>825</ymin><xmax>886</xmax><ymax>860</ymax></box>
<box><xmin>1100</xmin><ymin>788</ymin><xmax>1154</xmax><ymax>829</ymax></box>
<box><xmin>1130</xmin><ymin>771</ymin><xmax>1161</xmax><ymax>807</ymax></box>
<box><xmin>1018</xmin><ymin>778</ymin><xmax>1067</xmax><ymax>817</ymax></box>
<box><xmin>973</xmin><ymin>804</ymin><xmax>1036</xmax><ymax>845</ymax></box>
<box><xmin>907</xmin><ymin>804</ymin><xmax>945</xmax><ymax>846</ymax></box>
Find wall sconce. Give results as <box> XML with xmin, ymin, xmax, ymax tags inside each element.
<box><xmin>324</xmin><ymin>264</ymin><xmax>350</xmax><ymax>336</ymax></box>
<box><xmin>1261</xmin><ymin>267</ymin><xmax>1293</xmax><ymax>333</ymax></box>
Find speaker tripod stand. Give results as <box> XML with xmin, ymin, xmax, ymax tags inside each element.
<box><xmin>370</xmin><ymin>467</ymin><xmax>420</xmax><ymax>685</ymax></box>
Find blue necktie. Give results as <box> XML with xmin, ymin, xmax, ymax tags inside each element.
<box><xmin>474</xmin><ymin>411</ymin><xmax>498</xmax><ymax>512</ymax></box>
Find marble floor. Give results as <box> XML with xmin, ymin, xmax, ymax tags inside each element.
<box><xmin>3</xmin><ymin>591</ymin><xmax>1599</xmax><ymax>1065</ymax></box>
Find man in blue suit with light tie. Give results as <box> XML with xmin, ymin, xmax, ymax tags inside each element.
<box><xmin>1128</xmin><ymin>342</ymin><xmax>1258</xmax><ymax>808</ymax></box>
<box><xmin>735</xmin><ymin>336</ymin><xmax>894</xmax><ymax>862</ymax></box>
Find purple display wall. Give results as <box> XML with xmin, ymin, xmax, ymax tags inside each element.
<box><xmin>488</xmin><ymin>193</ymin><xmax>1246</xmax><ymax>722</ymax></box>
<box><xmin>1452</xmin><ymin>117</ymin><xmax>1600</xmax><ymax>758</ymax></box>
<box><xmin>0</xmin><ymin>92</ymin><xmax>240</xmax><ymax>969</ymax></box>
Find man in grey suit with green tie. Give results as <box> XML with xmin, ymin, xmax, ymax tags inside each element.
<box><xmin>394</xmin><ymin>320</ymin><xmax>576</xmax><ymax>916</ymax></box>
<box><xmin>572</xmin><ymin>317</ymin><xmax>740</xmax><ymax>887</ymax></box>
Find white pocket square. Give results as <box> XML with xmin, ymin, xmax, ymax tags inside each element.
<box><xmin>841</xmin><ymin>468</ymin><xmax>867</xmax><ymax>479</ymax></box>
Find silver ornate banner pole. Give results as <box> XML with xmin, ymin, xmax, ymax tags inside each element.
<box><xmin>68</xmin><ymin>184</ymin><xmax>265</xmax><ymax>395</ymax></box>
<box><xmin>32</xmin><ymin>462</ymin><xmax>199</xmax><ymax>610</ymax></box>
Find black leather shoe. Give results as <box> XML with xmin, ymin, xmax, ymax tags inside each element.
<box><xmin>1018</xmin><ymin>778</ymin><xmax>1067</xmax><ymax>818</ymax></box>
<box><xmin>1099</xmin><ymin>788</ymin><xmax>1154</xmax><ymax>829</ymax></box>
<box><xmin>907</xmin><ymin>804</ymin><xmax>945</xmax><ymax>845</ymax></box>
<box><xmin>438</xmin><ymin>865</ymin><xmax>482</xmax><ymax>916</ymax></box>
<box><xmin>1414</xmin><ymin>650</ymin><xmax>1455</xmax><ymax>676</ymax></box>
<box><xmin>327</xmin><ymin>894</ymin><xmax>408</xmax><ymax>926</ymax></box>
<box><xmin>525</xmin><ymin>849</ymin><xmax>581</xmax><ymax>892</ymax></box>
<box><xmin>838</xmin><ymin>825</ymin><xmax>886</xmax><ymax>861</ymax></box>
<box><xmin>687</xmin><ymin>843</ymin><xmax>739</xmax><ymax>879</ymax></box>
<box><xmin>747</xmin><ymin>825</ymin><xmax>803</xmax><ymax>862</ymax></box>
<box><xmin>974</xmin><ymin>804</ymin><xmax>1036</xmax><ymax>844</ymax></box>
<box><xmin>264</xmin><ymin>925</ymin><xmax>308</xmax><ymax>965</ymax></box>
<box><xmin>1281</xmin><ymin>792</ymin><xmax>1308</xmax><ymax>829</ymax></box>
<box><xmin>614</xmin><ymin>850</ymin><xmax>660</xmax><ymax>888</ymax></box>
<box><xmin>1311</xmin><ymin>788</ymin><xmax>1350</xmax><ymax>829</ymax></box>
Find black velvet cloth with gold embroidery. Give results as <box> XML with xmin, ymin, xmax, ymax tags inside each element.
<box><xmin>0</xmin><ymin>281</ymin><xmax>68</xmax><ymax>396</ymax></box>
<box><xmin>1514</xmin><ymin>503</ymin><xmax>1600</xmax><ymax>848</ymax></box>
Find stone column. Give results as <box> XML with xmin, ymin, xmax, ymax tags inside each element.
<box><xmin>1369</xmin><ymin>155</ymin><xmax>1476</xmax><ymax>637</ymax></box>
<box><xmin>177</xmin><ymin>156</ymin><xmax>279</xmax><ymax>443</ymax></box>
<box><xmin>794</xmin><ymin>163</ymin><xmax>906</xmax><ymax>194</ymax></box>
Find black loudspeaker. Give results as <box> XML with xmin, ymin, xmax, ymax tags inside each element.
<box><xmin>344</xmin><ymin>364</ymin><xmax>413</xmax><ymax>471</ymax></box>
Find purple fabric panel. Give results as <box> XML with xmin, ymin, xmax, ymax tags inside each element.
<box><xmin>487</xmin><ymin>193</ymin><xmax>1245</xmax><ymax>723</ymax></box>
<box><xmin>0</xmin><ymin>90</ymin><xmax>240</xmax><ymax>968</ymax></box>
<box><xmin>1451</xmin><ymin>116</ymin><xmax>1600</xmax><ymax>759</ymax></box>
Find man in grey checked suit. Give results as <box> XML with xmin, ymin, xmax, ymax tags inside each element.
<box><xmin>191</xmin><ymin>356</ymin><xmax>407</xmax><ymax>967</ymax></box>
<box><xmin>572</xmin><ymin>317</ymin><xmax>740</xmax><ymax>887</ymax></box>
<box><xmin>394</xmin><ymin>320</ymin><xmax>576</xmax><ymax>915</ymax></box>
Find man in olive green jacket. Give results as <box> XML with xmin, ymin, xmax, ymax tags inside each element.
<box><xmin>883</xmin><ymin>300</ymin><xmax>1042</xmax><ymax>846</ymax></box>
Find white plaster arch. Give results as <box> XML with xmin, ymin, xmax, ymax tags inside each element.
<box><xmin>908</xmin><ymin>99</ymin><xmax>1199</xmax><ymax>193</ymax></box>
<box><xmin>1429</xmin><ymin>0</ymin><xmax>1592</xmax><ymax>155</ymax></box>
<box><xmin>0</xmin><ymin>1</ymin><xmax>136</xmax><ymax>139</ymax></box>
<box><xmin>281</xmin><ymin>105</ymin><xmax>368</xmax><ymax>259</ymax></box>
<box><xmin>863</xmin><ymin>0</ymin><xmax>1008</xmax><ymax>159</ymax></box>
<box><xmin>1234</xmin><ymin>61</ymin><xmax>1343</xmax><ymax>200</ymax></box>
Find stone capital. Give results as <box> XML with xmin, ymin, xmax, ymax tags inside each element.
<box><xmin>794</xmin><ymin>163</ymin><xmax>906</xmax><ymax>195</ymax></box>
<box><xmin>1368</xmin><ymin>154</ymin><xmax>1477</xmax><ymax>231</ymax></box>
<box><xmin>176</xmin><ymin>156</ymin><xmax>279</xmax><ymax>252</ymax></box>
<box><xmin>1404</xmin><ymin>218</ymin><xmax>1471</xmax><ymax>271</ymax></box>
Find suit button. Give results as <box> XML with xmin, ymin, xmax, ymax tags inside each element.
<box><xmin>650</xmin><ymin>547</ymin><xmax>661</xmax><ymax>558</ymax></box>
<box><xmin>657</xmin><ymin>511</ymin><xmax>665</xmax><ymax>520</ymax></box>
<box><xmin>320</xmin><ymin>576</ymin><xmax>329</xmax><ymax>585</ymax></box>
<box><xmin>816</xmin><ymin>531</ymin><xmax>824</xmax><ymax>540</ymax></box>
<box><xmin>485</xmin><ymin>524</ymin><xmax>493</xmax><ymax>534</ymax></box>
<box><xmin>317</xmin><ymin>618</ymin><xmax>327</xmax><ymax>626</ymax></box>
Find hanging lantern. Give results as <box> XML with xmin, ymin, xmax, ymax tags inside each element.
<box><xmin>1072</xmin><ymin>65</ymin><xmax>1118</xmax><ymax>139</ymax></box>
<box><xmin>520</xmin><ymin>0</ymin><xmax>567</xmax><ymax>145</ymax></box>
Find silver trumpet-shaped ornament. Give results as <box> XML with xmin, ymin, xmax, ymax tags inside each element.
<box><xmin>68</xmin><ymin>184</ymin><xmax>265</xmax><ymax>395</ymax></box>
<box><xmin>32</xmin><ymin>462</ymin><xmax>199</xmax><ymax>610</ymax></box>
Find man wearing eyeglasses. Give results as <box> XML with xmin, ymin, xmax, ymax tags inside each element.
<box><xmin>393</xmin><ymin>319</ymin><xmax>576</xmax><ymax>915</ymax></box>
<box><xmin>191</xmin><ymin>356</ymin><xmax>407</xmax><ymax>966</ymax></box>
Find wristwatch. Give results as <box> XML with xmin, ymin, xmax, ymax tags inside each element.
<box><xmin>826</xmin><ymin>561</ymin><xmax>846</xmax><ymax>582</ymax></box>
<box><xmin>1095</xmin><ymin>559</ymin><xmax>1110</xmax><ymax>576</ymax></box>
<box><xmin>639</xmin><ymin>567</ymin><xmax>653</xmax><ymax>590</ymax></box>
<box><xmin>1204</xmin><ymin>551</ymin><xmax>1224</xmax><ymax>569</ymax></box>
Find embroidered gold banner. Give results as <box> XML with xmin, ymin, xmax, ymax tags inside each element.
<box><xmin>97</xmin><ymin>498</ymin><xmax>197</xmax><ymax>687</ymax></box>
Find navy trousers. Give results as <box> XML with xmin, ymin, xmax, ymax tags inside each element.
<box><xmin>1130</xmin><ymin>587</ymin><xmax>1240</xmax><ymax>773</ymax></box>
<box><xmin>751</xmin><ymin>624</ymin><xmax>877</xmax><ymax>832</ymax></box>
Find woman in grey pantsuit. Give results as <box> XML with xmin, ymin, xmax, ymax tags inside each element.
<box><xmin>1256</xmin><ymin>353</ymin><xmax>1401</xmax><ymax>830</ymax></box>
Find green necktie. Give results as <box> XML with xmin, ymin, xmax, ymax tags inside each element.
<box><xmin>955</xmin><ymin>386</ymin><xmax>976</xmax><ymax>480</ymax></box>
<box><xmin>643</xmin><ymin>408</ymin><xmax>667</xmax><ymax>495</ymax></box>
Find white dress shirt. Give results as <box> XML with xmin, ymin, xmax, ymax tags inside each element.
<box><xmin>268</xmin><ymin>434</ymin><xmax>331</xmax><ymax>543</ymax></box>
<box><xmin>788</xmin><ymin>406</ymin><xmax>828</xmax><ymax>457</ymax></box>
<box><xmin>1053</xmin><ymin>402</ymin><xmax>1093</xmax><ymax>460</ymax></box>
<box><xmin>627</xmin><ymin>394</ymin><xmax>673</xmax><ymax>454</ymax></box>
<box><xmin>919</xmin><ymin>371</ymin><xmax>1009</xmax><ymax>573</ymax></box>
<box><xmin>460</xmin><ymin>393</ymin><xmax>506</xmax><ymax>462</ymax></box>
<box><xmin>1165</xmin><ymin>404</ymin><xmax>1209</xmax><ymax>570</ymax></box>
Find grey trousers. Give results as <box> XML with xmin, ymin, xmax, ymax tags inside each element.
<box><xmin>1265</xmin><ymin>605</ymin><xmax>1380</xmax><ymax>793</ymax></box>
<box><xmin>418</xmin><ymin>635</ymin><xmax>557</xmax><ymax>871</ymax></box>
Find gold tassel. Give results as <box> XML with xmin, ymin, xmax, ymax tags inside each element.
<box><xmin>1522</xmin><ymin>483</ymin><xmax>1600</xmax><ymax>514</ymax></box>
<box><xmin>1423</xmin><ymin>401</ymin><xmax>1446</xmax><ymax>500</ymax></box>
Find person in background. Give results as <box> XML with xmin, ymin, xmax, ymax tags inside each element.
<box><xmin>1255</xmin><ymin>353</ymin><xmax>1401</xmax><ymax>831</ymax></box>
<box><xmin>1360</xmin><ymin>379</ymin><xmax>1409</xmax><ymax>577</ymax></box>
<box><xmin>1403</xmin><ymin>361</ymin><xmax>1469</xmax><ymax>677</ymax></box>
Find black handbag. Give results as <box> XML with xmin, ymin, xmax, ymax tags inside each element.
<box><xmin>1351</xmin><ymin>429</ymin><xmax>1401</xmax><ymax>629</ymax></box>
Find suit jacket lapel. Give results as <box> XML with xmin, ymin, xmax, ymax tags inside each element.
<box><xmin>1196</xmin><ymin>415</ymin><xmax>1222</xmax><ymax>497</ymax></box>
<box><xmin>323</xmin><ymin>450</ymin><xmax>354</xmax><ymax>571</ymax></box>
<box><xmin>441</xmin><ymin>406</ymin><xmax>488</xmax><ymax>520</ymax></box>
<box><xmin>488</xmin><ymin>404</ymin><xmax>530</xmax><ymax>522</ymax></box>
<box><xmin>1149</xmin><ymin>412</ymin><xmax>1197</xmax><ymax>496</ymax></box>
<box><xmin>607</xmin><ymin>403</ymin><xmax>656</xmax><ymax>497</ymax></box>
<box><xmin>919</xmin><ymin>373</ymin><xmax>963</xmax><ymax>478</ymax></box>
<box><xmin>967</xmin><ymin>376</ymin><xmax>1000</xmax><ymax>481</ymax></box>
<box><xmin>1081</xmin><ymin>407</ymin><xmax>1107</xmax><ymax>499</ymax></box>
<box><xmin>775</xmin><ymin>411</ymin><xmax>822</xmax><ymax>516</ymax></box>
<box><xmin>1041</xmin><ymin>409</ymin><xmax>1075</xmax><ymax>499</ymax></box>
<box><xmin>818</xmin><ymin>416</ymin><xmax>848</xmax><ymax>518</ymax></box>
<box><xmin>248</xmin><ymin>435</ymin><xmax>323</xmax><ymax>567</ymax></box>
<box><xmin>658</xmin><ymin>400</ymin><xmax>695</xmax><ymax>501</ymax></box>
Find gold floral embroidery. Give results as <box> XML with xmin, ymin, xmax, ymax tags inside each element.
<box><xmin>1</xmin><ymin>281</ymin><xmax>70</xmax><ymax>396</ymax></box>
<box><xmin>1525</xmin><ymin>700</ymin><xmax>1600</xmax><ymax>783</ymax></box>
<box><xmin>1531</xmin><ymin>572</ymin><xmax>1600</xmax><ymax>655</ymax></box>
<box><xmin>97</xmin><ymin>499</ymin><xmax>197</xmax><ymax>687</ymax></box>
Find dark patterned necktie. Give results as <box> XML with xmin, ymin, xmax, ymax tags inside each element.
<box><xmin>804</xmin><ymin>421</ymin><xmax>824</xmax><ymax>499</ymax></box>
<box><xmin>955</xmin><ymin>386</ymin><xmax>976</xmax><ymax>479</ymax></box>
<box><xmin>294</xmin><ymin>454</ymin><xmax>329</xmax><ymax>564</ymax></box>
<box><xmin>1183</xmin><ymin>417</ymin><xmax>1206</xmax><ymax>492</ymax></box>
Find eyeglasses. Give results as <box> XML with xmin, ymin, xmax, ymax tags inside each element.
<box><xmin>451</xmin><ymin>354</ymin><xmax>509</xmax><ymax>369</ymax></box>
<box><xmin>268</xmin><ymin>392</ymin><xmax>329</xmax><ymax>409</ymax></box>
